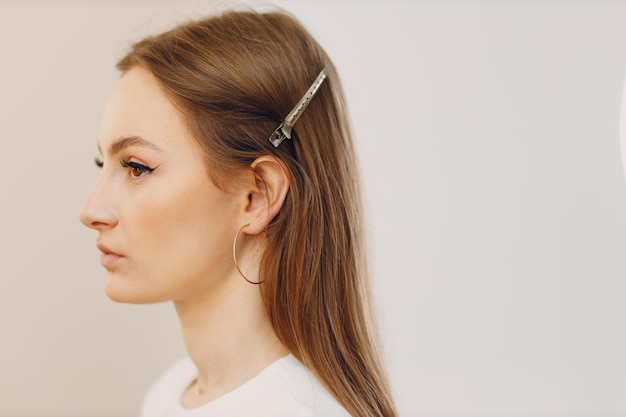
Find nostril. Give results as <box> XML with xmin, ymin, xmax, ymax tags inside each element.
<box><xmin>78</xmin><ymin>202</ymin><xmax>116</xmax><ymax>230</ymax></box>
<box><xmin>78</xmin><ymin>180</ymin><xmax>118</xmax><ymax>229</ymax></box>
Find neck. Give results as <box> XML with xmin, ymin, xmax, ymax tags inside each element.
<box><xmin>174</xmin><ymin>275</ymin><xmax>288</xmax><ymax>403</ymax></box>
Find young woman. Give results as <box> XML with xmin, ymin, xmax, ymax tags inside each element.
<box><xmin>79</xmin><ymin>9</ymin><xmax>397</xmax><ymax>417</ymax></box>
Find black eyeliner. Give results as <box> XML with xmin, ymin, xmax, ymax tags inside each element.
<box><xmin>120</xmin><ymin>159</ymin><xmax>156</xmax><ymax>172</ymax></box>
<box><xmin>119</xmin><ymin>159</ymin><xmax>160</xmax><ymax>179</ymax></box>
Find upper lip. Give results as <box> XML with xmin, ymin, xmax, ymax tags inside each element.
<box><xmin>97</xmin><ymin>242</ymin><xmax>123</xmax><ymax>257</ymax></box>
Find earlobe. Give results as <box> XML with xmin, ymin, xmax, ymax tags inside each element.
<box><xmin>243</xmin><ymin>155</ymin><xmax>290</xmax><ymax>234</ymax></box>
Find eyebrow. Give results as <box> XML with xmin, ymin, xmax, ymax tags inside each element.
<box><xmin>99</xmin><ymin>135</ymin><xmax>163</xmax><ymax>156</ymax></box>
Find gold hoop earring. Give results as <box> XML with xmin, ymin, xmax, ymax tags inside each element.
<box><xmin>232</xmin><ymin>223</ymin><xmax>264</xmax><ymax>285</ymax></box>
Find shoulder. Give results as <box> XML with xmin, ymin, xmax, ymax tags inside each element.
<box><xmin>139</xmin><ymin>355</ymin><xmax>351</xmax><ymax>417</ymax></box>
<box><xmin>270</xmin><ymin>355</ymin><xmax>352</xmax><ymax>417</ymax></box>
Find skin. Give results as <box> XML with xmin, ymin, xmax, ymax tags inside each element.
<box><xmin>79</xmin><ymin>67</ymin><xmax>290</xmax><ymax>408</ymax></box>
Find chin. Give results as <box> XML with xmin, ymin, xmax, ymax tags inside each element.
<box><xmin>104</xmin><ymin>272</ymin><xmax>164</xmax><ymax>304</ymax></box>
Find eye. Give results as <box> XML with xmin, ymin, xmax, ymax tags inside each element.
<box><xmin>94</xmin><ymin>157</ymin><xmax>103</xmax><ymax>168</ymax></box>
<box><xmin>120</xmin><ymin>159</ymin><xmax>156</xmax><ymax>178</ymax></box>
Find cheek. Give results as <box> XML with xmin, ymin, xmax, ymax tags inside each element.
<box><xmin>121</xmin><ymin>176</ymin><xmax>238</xmax><ymax>295</ymax></box>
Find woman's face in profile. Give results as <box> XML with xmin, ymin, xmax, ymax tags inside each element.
<box><xmin>79</xmin><ymin>67</ymin><xmax>240</xmax><ymax>304</ymax></box>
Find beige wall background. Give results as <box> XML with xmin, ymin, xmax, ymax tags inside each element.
<box><xmin>1</xmin><ymin>1</ymin><xmax>626</xmax><ymax>416</ymax></box>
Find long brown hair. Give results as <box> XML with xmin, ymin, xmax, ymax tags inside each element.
<box><xmin>117</xmin><ymin>9</ymin><xmax>396</xmax><ymax>417</ymax></box>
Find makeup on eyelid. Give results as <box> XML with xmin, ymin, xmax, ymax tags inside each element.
<box><xmin>120</xmin><ymin>159</ymin><xmax>157</xmax><ymax>178</ymax></box>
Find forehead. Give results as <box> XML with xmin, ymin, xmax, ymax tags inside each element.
<box><xmin>98</xmin><ymin>67</ymin><xmax>192</xmax><ymax>155</ymax></box>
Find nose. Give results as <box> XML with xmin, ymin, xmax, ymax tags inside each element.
<box><xmin>79</xmin><ymin>173</ymin><xmax>118</xmax><ymax>230</ymax></box>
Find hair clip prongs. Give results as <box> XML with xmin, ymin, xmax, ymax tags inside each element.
<box><xmin>269</xmin><ymin>69</ymin><xmax>327</xmax><ymax>148</ymax></box>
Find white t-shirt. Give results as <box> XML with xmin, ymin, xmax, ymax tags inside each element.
<box><xmin>139</xmin><ymin>355</ymin><xmax>351</xmax><ymax>417</ymax></box>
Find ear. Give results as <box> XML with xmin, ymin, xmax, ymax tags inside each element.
<box><xmin>242</xmin><ymin>155</ymin><xmax>290</xmax><ymax>235</ymax></box>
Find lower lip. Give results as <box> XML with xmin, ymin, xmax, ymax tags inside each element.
<box><xmin>101</xmin><ymin>253</ymin><xmax>124</xmax><ymax>269</ymax></box>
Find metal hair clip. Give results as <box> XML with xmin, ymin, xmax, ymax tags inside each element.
<box><xmin>269</xmin><ymin>69</ymin><xmax>327</xmax><ymax>148</ymax></box>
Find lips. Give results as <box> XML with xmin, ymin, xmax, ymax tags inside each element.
<box><xmin>96</xmin><ymin>242</ymin><xmax>124</xmax><ymax>269</ymax></box>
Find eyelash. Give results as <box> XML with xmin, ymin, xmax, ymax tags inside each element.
<box><xmin>93</xmin><ymin>157</ymin><xmax>156</xmax><ymax>178</ymax></box>
<box><xmin>120</xmin><ymin>159</ymin><xmax>156</xmax><ymax>178</ymax></box>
